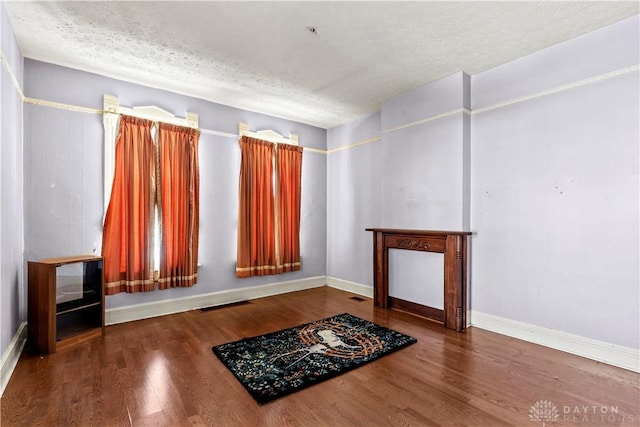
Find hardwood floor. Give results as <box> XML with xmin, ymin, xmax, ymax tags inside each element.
<box><xmin>2</xmin><ymin>286</ymin><xmax>639</xmax><ymax>426</ymax></box>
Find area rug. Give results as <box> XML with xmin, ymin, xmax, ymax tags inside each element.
<box><xmin>212</xmin><ymin>313</ymin><xmax>417</xmax><ymax>404</ymax></box>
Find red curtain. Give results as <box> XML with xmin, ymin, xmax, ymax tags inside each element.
<box><xmin>276</xmin><ymin>144</ymin><xmax>303</xmax><ymax>273</ymax></box>
<box><xmin>236</xmin><ymin>136</ymin><xmax>277</xmax><ymax>277</ymax></box>
<box><xmin>102</xmin><ymin>116</ymin><xmax>155</xmax><ymax>295</ymax></box>
<box><xmin>236</xmin><ymin>136</ymin><xmax>303</xmax><ymax>278</ymax></box>
<box><xmin>157</xmin><ymin>123</ymin><xmax>200</xmax><ymax>289</ymax></box>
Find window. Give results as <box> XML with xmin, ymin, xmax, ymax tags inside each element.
<box><xmin>101</xmin><ymin>96</ymin><xmax>200</xmax><ymax>294</ymax></box>
<box><xmin>235</xmin><ymin>129</ymin><xmax>303</xmax><ymax>278</ymax></box>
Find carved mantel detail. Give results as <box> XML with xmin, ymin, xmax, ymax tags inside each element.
<box><xmin>396</xmin><ymin>239</ymin><xmax>431</xmax><ymax>251</ymax></box>
<box><xmin>366</xmin><ymin>228</ymin><xmax>471</xmax><ymax>332</ymax></box>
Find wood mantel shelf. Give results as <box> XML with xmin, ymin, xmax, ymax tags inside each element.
<box><xmin>366</xmin><ymin>228</ymin><xmax>471</xmax><ymax>331</ymax></box>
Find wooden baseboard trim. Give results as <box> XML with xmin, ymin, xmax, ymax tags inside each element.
<box><xmin>389</xmin><ymin>296</ymin><xmax>444</xmax><ymax>323</ymax></box>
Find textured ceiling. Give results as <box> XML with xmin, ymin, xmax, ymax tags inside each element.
<box><xmin>4</xmin><ymin>1</ymin><xmax>639</xmax><ymax>129</ymax></box>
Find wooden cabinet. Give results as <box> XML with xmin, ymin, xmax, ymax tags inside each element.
<box><xmin>28</xmin><ymin>255</ymin><xmax>105</xmax><ymax>353</ymax></box>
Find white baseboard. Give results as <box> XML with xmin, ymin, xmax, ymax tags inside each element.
<box><xmin>9</xmin><ymin>275</ymin><xmax>630</xmax><ymax>376</ymax></box>
<box><xmin>471</xmin><ymin>311</ymin><xmax>640</xmax><ymax>373</ymax></box>
<box><xmin>106</xmin><ymin>275</ymin><xmax>327</xmax><ymax>325</ymax></box>
<box><xmin>1</xmin><ymin>321</ymin><xmax>27</xmax><ymax>397</ymax></box>
<box><xmin>325</xmin><ymin>278</ymin><xmax>639</xmax><ymax>372</ymax></box>
<box><xmin>326</xmin><ymin>276</ymin><xmax>373</xmax><ymax>298</ymax></box>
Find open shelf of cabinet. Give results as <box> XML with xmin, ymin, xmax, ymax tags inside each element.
<box><xmin>28</xmin><ymin>255</ymin><xmax>105</xmax><ymax>354</ymax></box>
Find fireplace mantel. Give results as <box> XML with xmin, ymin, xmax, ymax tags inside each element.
<box><xmin>366</xmin><ymin>228</ymin><xmax>471</xmax><ymax>331</ymax></box>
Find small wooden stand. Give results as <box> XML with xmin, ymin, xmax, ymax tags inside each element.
<box><xmin>28</xmin><ymin>255</ymin><xmax>105</xmax><ymax>353</ymax></box>
<box><xmin>366</xmin><ymin>229</ymin><xmax>471</xmax><ymax>331</ymax></box>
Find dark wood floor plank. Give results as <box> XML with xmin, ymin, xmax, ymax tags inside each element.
<box><xmin>2</xmin><ymin>287</ymin><xmax>638</xmax><ymax>426</ymax></box>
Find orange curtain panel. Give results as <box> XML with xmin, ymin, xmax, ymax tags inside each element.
<box><xmin>236</xmin><ymin>135</ymin><xmax>303</xmax><ymax>278</ymax></box>
<box><xmin>276</xmin><ymin>144</ymin><xmax>303</xmax><ymax>273</ymax></box>
<box><xmin>156</xmin><ymin>123</ymin><xmax>200</xmax><ymax>289</ymax></box>
<box><xmin>102</xmin><ymin>116</ymin><xmax>155</xmax><ymax>294</ymax></box>
<box><xmin>236</xmin><ymin>136</ymin><xmax>277</xmax><ymax>277</ymax></box>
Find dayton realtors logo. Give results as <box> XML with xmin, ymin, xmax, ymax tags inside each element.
<box><xmin>529</xmin><ymin>400</ymin><xmax>559</xmax><ymax>426</ymax></box>
<box><xmin>529</xmin><ymin>400</ymin><xmax>638</xmax><ymax>425</ymax></box>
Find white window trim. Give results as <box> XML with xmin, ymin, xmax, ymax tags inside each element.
<box><xmin>102</xmin><ymin>94</ymin><xmax>198</xmax><ymax>216</ymax></box>
<box><xmin>238</xmin><ymin>122</ymin><xmax>298</xmax><ymax>146</ymax></box>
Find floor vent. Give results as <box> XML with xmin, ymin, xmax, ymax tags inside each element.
<box><xmin>349</xmin><ymin>296</ymin><xmax>367</xmax><ymax>302</ymax></box>
<box><xmin>199</xmin><ymin>301</ymin><xmax>251</xmax><ymax>312</ymax></box>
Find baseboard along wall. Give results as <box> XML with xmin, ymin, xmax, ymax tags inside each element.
<box><xmin>469</xmin><ymin>311</ymin><xmax>639</xmax><ymax>373</ymax></box>
<box><xmin>325</xmin><ymin>276</ymin><xmax>374</xmax><ymax>298</ymax></box>
<box><xmin>106</xmin><ymin>276</ymin><xmax>327</xmax><ymax>325</ymax></box>
<box><xmin>3</xmin><ymin>275</ymin><xmax>637</xmax><ymax>396</ymax></box>
<box><xmin>0</xmin><ymin>321</ymin><xmax>27</xmax><ymax>397</ymax></box>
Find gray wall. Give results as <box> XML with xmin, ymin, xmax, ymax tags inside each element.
<box><xmin>470</xmin><ymin>15</ymin><xmax>639</xmax><ymax>349</ymax></box>
<box><xmin>327</xmin><ymin>72</ymin><xmax>471</xmax><ymax>308</ymax></box>
<box><xmin>380</xmin><ymin>72</ymin><xmax>470</xmax><ymax>230</ymax></box>
<box><xmin>23</xmin><ymin>60</ymin><xmax>327</xmax><ymax>311</ymax></box>
<box><xmin>326</xmin><ymin>112</ymin><xmax>382</xmax><ymax>286</ymax></box>
<box><xmin>0</xmin><ymin>3</ymin><xmax>25</xmax><ymax>357</ymax></box>
<box><xmin>380</xmin><ymin>72</ymin><xmax>471</xmax><ymax>308</ymax></box>
<box><xmin>327</xmin><ymin>15</ymin><xmax>639</xmax><ymax>349</ymax></box>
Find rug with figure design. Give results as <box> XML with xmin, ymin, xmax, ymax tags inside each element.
<box><xmin>212</xmin><ymin>313</ymin><xmax>417</xmax><ymax>404</ymax></box>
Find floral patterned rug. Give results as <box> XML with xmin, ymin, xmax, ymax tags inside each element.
<box><xmin>212</xmin><ymin>313</ymin><xmax>417</xmax><ymax>404</ymax></box>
